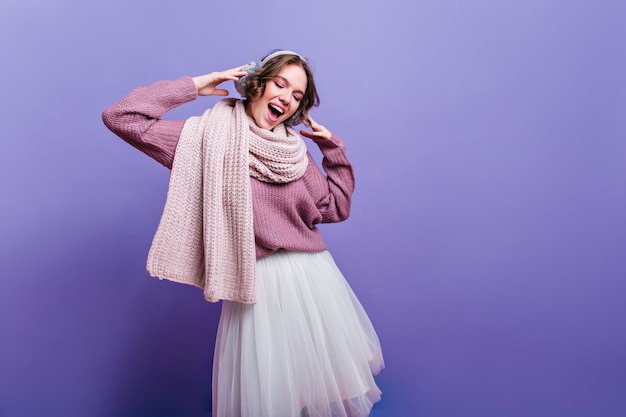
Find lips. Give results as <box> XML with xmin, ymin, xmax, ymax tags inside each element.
<box><xmin>268</xmin><ymin>103</ymin><xmax>284</xmax><ymax>117</ymax></box>
<box><xmin>267</xmin><ymin>103</ymin><xmax>285</xmax><ymax>124</ymax></box>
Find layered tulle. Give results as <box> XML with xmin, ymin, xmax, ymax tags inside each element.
<box><xmin>212</xmin><ymin>250</ymin><xmax>384</xmax><ymax>417</ymax></box>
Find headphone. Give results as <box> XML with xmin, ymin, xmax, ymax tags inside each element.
<box><xmin>235</xmin><ymin>50</ymin><xmax>305</xmax><ymax>97</ymax></box>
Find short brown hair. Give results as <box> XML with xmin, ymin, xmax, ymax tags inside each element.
<box><xmin>241</xmin><ymin>53</ymin><xmax>320</xmax><ymax>126</ymax></box>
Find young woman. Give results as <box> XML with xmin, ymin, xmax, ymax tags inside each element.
<box><xmin>103</xmin><ymin>50</ymin><xmax>384</xmax><ymax>417</ymax></box>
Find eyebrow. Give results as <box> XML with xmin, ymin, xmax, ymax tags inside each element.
<box><xmin>275</xmin><ymin>76</ymin><xmax>305</xmax><ymax>95</ymax></box>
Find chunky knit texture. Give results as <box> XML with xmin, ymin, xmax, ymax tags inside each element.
<box><xmin>147</xmin><ymin>98</ymin><xmax>308</xmax><ymax>303</ymax></box>
<box><xmin>102</xmin><ymin>76</ymin><xmax>355</xmax><ymax>300</ymax></box>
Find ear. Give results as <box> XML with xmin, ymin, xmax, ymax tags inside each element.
<box><xmin>235</xmin><ymin>61</ymin><xmax>263</xmax><ymax>97</ymax></box>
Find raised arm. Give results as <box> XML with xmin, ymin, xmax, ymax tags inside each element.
<box><xmin>102</xmin><ymin>66</ymin><xmax>248</xmax><ymax>168</ymax></box>
<box><xmin>102</xmin><ymin>77</ymin><xmax>196</xmax><ymax>168</ymax></box>
<box><xmin>302</xmin><ymin>117</ymin><xmax>356</xmax><ymax>223</ymax></box>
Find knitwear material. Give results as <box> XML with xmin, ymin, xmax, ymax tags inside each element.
<box><xmin>102</xmin><ymin>76</ymin><xmax>355</xmax><ymax>291</ymax></box>
<box><xmin>146</xmin><ymin>98</ymin><xmax>308</xmax><ymax>303</ymax></box>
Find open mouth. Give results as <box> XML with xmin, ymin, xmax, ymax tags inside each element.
<box><xmin>268</xmin><ymin>103</ymin><xmax>284</xmax><ymax>119</ymax></box>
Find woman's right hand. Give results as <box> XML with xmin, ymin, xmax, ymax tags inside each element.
<box><xmin>192</xmin><ymin>65</ymin><xmax>248</xmax><ymax>96</ymax></box>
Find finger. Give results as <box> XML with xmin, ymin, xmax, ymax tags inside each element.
<box><xmin>299</xmin><ymin>129</ymin><xmax>328</xmax><ymax>140</ymax></box>
<box><xmin>230</xmin><ymin>64</ymin><xmax>251</xmax><ymax>76</ymax></box>
<box><xmin>218</xmin><ymin>74</ymin><xmax>244</xmax><ymax>82</ymax></box>
<box><xmin>220</xmin><ymin>73</ymin><xmax>247</xmax><ymax>83</ymax></box>
<box><xmin>306</xmin><ymin>116</ymin><xmax>324</xmax><ymax>131</ymax></box>
<box><xmin>309</xmin><ymin>121</ymin><xmax>324</xmax><ymax>132</ymax></box>
<box><xmin>212</xmin><ymin>67</ymin><xmax>247</xmax><ymax>83</ymax></box>
<box><xmin>299</xmin><ymin>129</ymin><xmax>314</xmax><ymax>139</ymax></box>
<box><xmin>223</xmin><ymin>64</ymin><xmax>248</xmax><ymax>73</ymax></box>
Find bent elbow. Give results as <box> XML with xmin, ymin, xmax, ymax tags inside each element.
<box><xmin>321</xmin><ymin>199</ymin><xmax>351</xmax><ymax>223</ymax></box>
<box><xmin>337</xmin><ymin>205</ymin><xmax>351</xmax><ymax>222</ymax></box>
<box><xmin>101</xmin><ymin>106</ymin><xmax>118</xmax><ymax>133</ymax></box>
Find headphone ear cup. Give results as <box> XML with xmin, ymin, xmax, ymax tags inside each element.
<box><xmin>235</xmin><ymin>61</ymin><xmax>263</xmax><ymax>97</ymax></box>
<box><xmin>243</xmin><ymin>61</ymin><xmax>262</xmax><ymax>75</ymax></box>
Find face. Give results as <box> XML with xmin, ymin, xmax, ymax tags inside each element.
<box><xmin>245</xmin><ymin>64</ymin><xmax>307</xmax><ymax>130</ymax></box>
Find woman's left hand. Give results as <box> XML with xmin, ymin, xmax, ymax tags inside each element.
<box><xmin>299</xmin><ymin>115</ymin><xmax>332</xmax><ymax>140</ymax></box>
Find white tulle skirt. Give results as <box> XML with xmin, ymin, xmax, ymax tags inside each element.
<box><xmin>212</xmin><ymin>250</ymin><xmax>384</xmax><ymax>417</ymax></box>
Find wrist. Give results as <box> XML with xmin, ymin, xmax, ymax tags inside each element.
<box><xmin>191</xmin><ymin>76</ymin><xmax>202</xmax><ymax>91</ymax></box>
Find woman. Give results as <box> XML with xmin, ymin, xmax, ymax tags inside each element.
<box><xmin>103</xmin><ymin>50</ymin><xmax>384</xmax><ymax>417</ymax></box>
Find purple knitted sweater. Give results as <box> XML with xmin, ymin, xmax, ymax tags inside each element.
<box><xmin>102</xmin><ymin>76</ymin><xmax>355</xmax><ymax>259</ymax></box>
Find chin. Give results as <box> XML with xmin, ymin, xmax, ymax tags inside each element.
<box><xmin>265</xmin><ymin>119</ymin><xmax>286</xmax><ymax>130</ymax></box>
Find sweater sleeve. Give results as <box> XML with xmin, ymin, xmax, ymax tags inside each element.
<box><xmin>310</xmin><ymin>134</ymin><xmax>356</xmax><ymax>223</ymax></box>
<box><xmin>101</xmin><ymin>76</ymin><xmax>198</xmax><ymax>169</ymax></box>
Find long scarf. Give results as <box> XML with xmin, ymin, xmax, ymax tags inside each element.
<box><xmin>146</xmin><ymin>98</ymin><xmax>308</xmax><ymax>303</ymax></box>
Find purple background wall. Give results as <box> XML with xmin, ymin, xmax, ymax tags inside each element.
<box><xmin>1</xmin><ymin>1</ymin><xmax>625</xmax><ymax>416</ymax></box>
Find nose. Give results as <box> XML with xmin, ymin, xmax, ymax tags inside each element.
<box><xmin>279</xmin><ymin>89</ymin><xmax>291</xmax><ymax>104</ymax></box>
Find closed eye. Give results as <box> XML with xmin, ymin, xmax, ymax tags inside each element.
<box><xmin>273</xmin><ymin>77</ymin><xmax>303</xmax><ymax>102</ymax></box>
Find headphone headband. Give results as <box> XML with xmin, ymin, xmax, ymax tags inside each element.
<box><xmin>261</xmin><ymin>50</ymin><xmax>305</xmax><ymax>65</ymax></box>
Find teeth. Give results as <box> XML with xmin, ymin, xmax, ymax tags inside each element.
<box><xmin>269</xmin><ymin>104</ymin><xmax>284</xmax><ymax>115</ymax></box>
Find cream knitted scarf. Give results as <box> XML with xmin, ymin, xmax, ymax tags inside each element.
<box><xmin>146</xmin><ymin>98</ymin><xmax>308</xmax><ymax>303</ymax></box>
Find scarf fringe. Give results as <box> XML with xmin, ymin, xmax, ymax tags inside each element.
<box><xmin>146</xmin><ymin>98</ymin><xmax>307</xmax><ymax>303</ymax></box>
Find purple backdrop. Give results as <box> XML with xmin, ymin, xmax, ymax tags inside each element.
<box><xmin>1</xmin><ymin>1</ymin><xmax>625</xmax><ymax>416</ymax></box>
